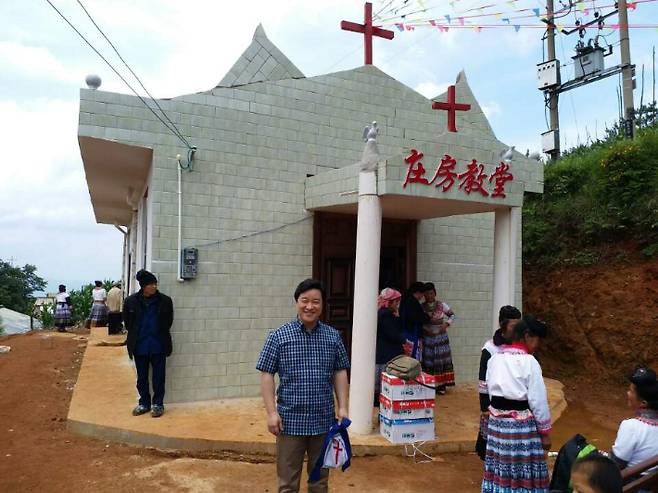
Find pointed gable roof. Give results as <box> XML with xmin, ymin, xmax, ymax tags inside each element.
<box><xmin>217</xmin><ymin>24</ymin><xmax>304</xmax><ymax>87</ymax></box>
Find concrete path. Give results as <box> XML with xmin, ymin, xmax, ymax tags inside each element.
<box><xmin>68</xmin><ymin>327</ymin><xmax>567</xmax><ymax>456</ymax></box>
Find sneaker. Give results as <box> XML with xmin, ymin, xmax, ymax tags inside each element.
<box><xmin>132</xmin><ymin>405</ymin><xmax>150</xmax><ymax>416</ymax></box>
<box><xmin>151</xmin><ymin>405</ymin><xmax>165</xmax><ymax>418</ymax></box>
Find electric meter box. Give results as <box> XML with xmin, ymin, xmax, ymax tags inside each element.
<box><xmin>541</xmin><ymin>130</ymin><xmax>559</xmax><ymax>153</ymax></box>
<box><xmin>572</xmin><ymin>46</ymin><xmax>605</xmax><ymax>78</ymax></box>
<box><xmin>537</xmin><ymin>59</ymin><xmax>561</xmax><ymax>90</ymax></box>
<box><xmin>181</xmin><ymin>247</ymin><xmax>198</xmax><ymax>279</ymax></box>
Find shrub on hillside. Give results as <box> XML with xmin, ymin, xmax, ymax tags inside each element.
<box><xmin>523</xmin><ymin>124</ymin><xmax>658</xmax><ymax>265</ymax></box>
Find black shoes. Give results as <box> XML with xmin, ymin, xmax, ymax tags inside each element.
<box><xmin>132</xmin><ymin>405</ymin><xmax>150</xmax><ymax>416</ymax></box>
<box><xmin>151</xmin><ymin>405</ymin><xmax>165</xmax><ymax>418</ymax></box>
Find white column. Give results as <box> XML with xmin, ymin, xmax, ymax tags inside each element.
<box><xmin>508</xmin><ymin>206</ymin><xmax>520</xmax><ymax>307</ymax></box>
<box><xmin>348</xmin><ymin>170</ymin><xmax>382</xmax><ymax>435</ymax></box>
<box><xmin>491</xmin><ymin>207</ymin><xmax>520</xmax><ymax>333</ymax></box>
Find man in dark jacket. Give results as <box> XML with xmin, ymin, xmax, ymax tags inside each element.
<box><xmin>123</xmin><ymin>269</ymin><xmax>174</xmax><ymax>418</ymax></box>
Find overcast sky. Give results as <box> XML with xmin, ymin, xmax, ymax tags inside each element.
<box><xmin>1</xmin><ymin>0</ymin><xmax>656</xmax><ymax>294</ymax></box>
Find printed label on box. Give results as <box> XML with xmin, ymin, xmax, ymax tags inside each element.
<box><xmin>379</xmin><ymin>394</ymin><xmax>435</xmax><ymax>420</ymax></box>
<box><xmin>380</xmin><ymin>372</ymin><xmax>436</xmax><ymax>401</ymax></box>
<box><xmin>379</xmin><ymin>415</ymin><xmax>436</xmax><ymax>444</ymax></box>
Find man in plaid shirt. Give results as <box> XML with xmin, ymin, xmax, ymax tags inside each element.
<box><xmin>257</xmin><ymin>278</ymin><xmax>350</xmax><ymax>493</ymax></box>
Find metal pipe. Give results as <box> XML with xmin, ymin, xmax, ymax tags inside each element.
<box><xmin>177</xmin><ymin>163</ymin><xmax>184</xmax><ymax>283</ymax></box>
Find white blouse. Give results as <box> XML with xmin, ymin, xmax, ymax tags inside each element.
<box><xmin>612</xmin><ymin>413</ymin><xmax>658</xmax><ymax>472</ymax></box>
<box><xmin>92</xmin><ymin>288</ymin><xmax>107</xmax><ymax>302</ymax></box>
<box><xmin>55</xmin><ymin>292</ymin><xmax>69</xmax><ymax>303</ymax></box>
<box><xmin>486</xmin><ymin>345</ymin><xmax>552</xmax><ymax>434</ymax></box>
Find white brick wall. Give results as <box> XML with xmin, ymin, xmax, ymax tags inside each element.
<box><xmin>79</xmin><ymin>64</ymin><xmax>540</xmax><ymax>402</ymax></box>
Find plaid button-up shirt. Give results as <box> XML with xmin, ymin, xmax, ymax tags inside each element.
<box><xmin>256</xmin><ymin>318</ymin><xmax>350</xmax><ymax>436</ymax></box>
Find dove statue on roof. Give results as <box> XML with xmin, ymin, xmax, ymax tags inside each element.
<box><xmin>360</xmin><ymin>121</ymin><xmax>379</xmax><ymax>172</ymax></box>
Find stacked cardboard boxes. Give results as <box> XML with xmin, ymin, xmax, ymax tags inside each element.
<box><xmin>379</xmin><ymin>372</ymin><xmax>436</xmax><ymax>444</ymax></box>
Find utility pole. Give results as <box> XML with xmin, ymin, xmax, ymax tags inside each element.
<box><xmin>547</xmin><ymin>0</ymin><xmax>560</xmax><ymax>160</ymax></box>
<box><xmin>618</xmin><ymin>0</ymin><xmax>635</xmax><ymax>138</ymax></box>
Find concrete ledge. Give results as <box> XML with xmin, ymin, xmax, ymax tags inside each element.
<box><xmin>68</xmin><ymin>329</ymin><xmax>566</xmax><ymax>456</ymax></box>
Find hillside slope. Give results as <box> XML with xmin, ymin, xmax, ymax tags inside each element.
<box><xmin>525</xmin><ymin>255</ymin><xmax>658</xmax><ymax>383</ymax></box>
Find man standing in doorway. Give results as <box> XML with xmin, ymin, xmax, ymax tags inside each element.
<box><xmin>123</xmin><ymin>269</ymin><xmax>174</xmax><ymax>418</ymax></box>
<box><xmin>107</xmin><ymin>281</ymin><xmax>124</xmax><ymax>335</ymax></box>
<box><xmin>257</xmin><ymin>279</ymin><xmax>350</xmax><ymax>493</ymax></box>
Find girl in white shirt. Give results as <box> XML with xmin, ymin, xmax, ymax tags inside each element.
<box><xmin>54</xmin><ymin>284</ymin><xmax>72</xmax><ymax>332</ymax></box>
<box><xmin>87</xmin><ymin>280</ymin><xmax>108</xmax><ymax>328</ymax></box>
<box><xmin>482</xmin><ymin>315</ymin><xmax>551</xmax><ymax>493</ymax></box>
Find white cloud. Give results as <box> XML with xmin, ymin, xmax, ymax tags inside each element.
<box><xmin>0</xmin><ymin>99</ymin><xmax>80</xmax><ymax>186</ymax></box>
<box><xmin>414</xmin><ymin>81</ymin><xmax>451</xmax><ymax>99</ymax></box>
<box><xmin>0</xmin><ymin>41</ymin><xmax>81</xmax><ymax>85</ymax></box>
<box><xmin>481</xmin><ymin>101</ymin><xmax>502</xmax><ymax>119</ymax></box>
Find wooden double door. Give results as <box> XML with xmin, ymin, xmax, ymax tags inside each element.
<box><xmin>312</xmin><ymin>213</ymin><xmax>417</xmax><ymax>356</ymax></box>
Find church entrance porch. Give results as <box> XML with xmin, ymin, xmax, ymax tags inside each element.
<box><xmin>312</xmin><ymin>212</ymin><xmax>417</xmax><ymax>357</ymax></box>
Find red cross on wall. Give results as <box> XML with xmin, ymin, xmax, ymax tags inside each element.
<box><xmin>432</xmin><ymin>85</ymin><xmax>471</xmax><ymax>133</ymax></box>
<box><xmin>341</xmin><ymin>2</ymin><xmax>394</xmax><ymax>65</ymax></box>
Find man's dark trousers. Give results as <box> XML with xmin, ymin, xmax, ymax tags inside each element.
<box><xmin>108</xmin><ymin>312</ymin><xmax>123</xmax><ymax>334</ymax></box>
<box><xmin>134</xmin><ymin>353</ymin><xmax>166</xmax><ymax>407</ymax></box>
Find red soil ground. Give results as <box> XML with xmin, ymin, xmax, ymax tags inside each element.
<box><xmin>3</xmin><ymin>249</ymin><xmax>654</xmax><ymax>493</ymax></box>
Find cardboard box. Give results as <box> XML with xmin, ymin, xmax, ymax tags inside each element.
<box><xmin>380</xmin><ymin>372</ymin><xmax>436</xmax><ymax>401</ymax></box>
<box><xmin>379</xmin><ymin>394</ymin><xmax>435</xmax><ymax>420</ymax></box>
<box><xmin>379</xmin><ymin>415</ymin><xmax>435</xmax><ymax>444</ymax></box>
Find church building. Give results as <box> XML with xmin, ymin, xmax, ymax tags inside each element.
<box><xmin>78</xmin><ymin>20</ymin><xmax>543</xmax><ymax>419</ymax></box>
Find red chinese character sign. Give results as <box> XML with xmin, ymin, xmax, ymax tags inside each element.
<box><xmin>402</xmin><ymin>149</ymin><xmax>514</xmax><ymax>199</ymax></box>
<box><xmin>458</xmin><ymin>160</ymin><xmax>489</xmax><ymax>197</ymax></box>
<box><xmin>432</xmin><ymin>85</ymin><xmax>471</xmax><ymax>133</ymax></box>
<box><xmin>489</xmin><ymin>163</ymin><xmax>514</xmax><ymax>198</ymax></box>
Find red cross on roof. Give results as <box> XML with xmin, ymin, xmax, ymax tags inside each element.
<box><xmin>341</xmin><ymin>2</ymin><xmax>394</xmax><ymax>65</ymax></box>
<box><xmin>432</xmin><ymin>85</ymin><xmax>471</xmax><ymax>133</ymax></box>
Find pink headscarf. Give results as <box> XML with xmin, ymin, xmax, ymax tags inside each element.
<box><xmin>377</xmin><ymin>287</ymin><xmax>402</xmax><ymax>309</ymax></box>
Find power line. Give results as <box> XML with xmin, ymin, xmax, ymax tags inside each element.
<box><xmin>75</xmin><ymin>0</ymin><xmax>192</xmax><ymax>149</ymax></box>
<box><xmin>194</xmin><ymin>216</ymin><xmax>312</xmax><ymax>249</ymax></box>
<box><xmin>43</xmin><ymin>0</ymin><xmax>194</xmax><ymax>150</ymax></box>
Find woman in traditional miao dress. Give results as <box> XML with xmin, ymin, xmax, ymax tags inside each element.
<box><xmin>421</xmin><ymin>282</ymin><xmax>456</xmax><ymax>395</ymax></box>
<box><xmin>54</xmin><ymin>284</ymin><xmax>72</xmax><ymax>333</ymax></box>
<box><xmin>482</xmin><ymin>315</ymin><xmax>551</xmax><ymax>493</ymax></box>
<box><xmin>476</xmin><ymin>305</ymin><xmax>522</xmax><ymax>460</ymax></box>
<box><xmin>87</xmin><ymin>280</ymin><xmax>108</xmax><ymax>328</ymax></box>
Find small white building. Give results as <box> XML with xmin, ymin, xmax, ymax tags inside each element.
<box><xmin>78</xmin><ymin>25</ymin><xmax>543</xmax><ymax>406</ymax></box>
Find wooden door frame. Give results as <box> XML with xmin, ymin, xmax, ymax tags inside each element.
<box><xmin>312</xmin><ymin>212</ymin><xmax>418</xmax><ymax>289</ymax></box>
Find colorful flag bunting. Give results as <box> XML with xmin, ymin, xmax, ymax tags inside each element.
<box><xmin>502</xmin><ymin>18</ymin><xmax>510</xmax><ymax>23</ymax></box>
<box><xmin>458</xmin><ymin>16</ymin><xmax>465</xmax><ymax>25</ymax></box>
<box><xmin>514</xmin><ymin>24</ymin><xmax>521</xmax><ymax>32</ymax></box>
<box><xmin>395</xmin><ymin>22</ymin><xmax>405</xmax><ymax>31</ymax></box>
<box><xmin>533</xmin><ymin>8</ymin><xmax>540</xmax><ymax>16</ymax></box>
<box><xmin>445</xmin><ymin>14</ymin><xmax>452</xmax><ymax>23</ymax></box>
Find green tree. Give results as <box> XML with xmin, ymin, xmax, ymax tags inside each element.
<box><xmin>34</xmin><ymin>302</ymin><xmax>55</xmax><ymax>329</ymax></box>
<box><xmin>0</xmin><ymin>260</ymin><xmax>47</xmax><ymax>314</ymax></box>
